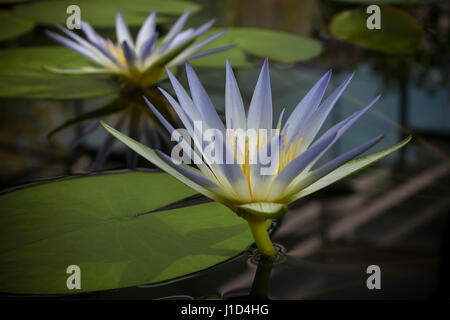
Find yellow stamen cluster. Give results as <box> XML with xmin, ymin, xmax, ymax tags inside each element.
<box><xmin>228</xmin><ymin>129</ymin><xmax>303</xmax><ymax>198</ymax></box>
<box><xmin>279</xmin><ymin>136</ymin><xmax>302</xmax><ymax>173</ymax></box>
<box><xmin>106</xmin><ymin>42</ymin><xmax>127</xmax><ymax>68</ymax></box>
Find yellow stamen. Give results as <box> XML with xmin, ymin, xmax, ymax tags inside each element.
<box><xmin>287</xmin><ymin>143</ymin><xmax>293</xmax><ymax>163</ymax></box>
<box><xmin>242</xmin><ymin>136</ymin><xmax>253</xmax><ymax>198</ymax></box>
<box><xmin>278</xmin><ymin>135</ymin><xmax>287</xmax><ymax>173</ymax></box>
<box><xmin>107</xmin><ymin>43</ymin><xmax>127</xmax><ymax>67</ymax></box>
<box><xmin>293</xmin><ymin>137</ymin><xmax>302</xmax><ymax>159</ymax></box>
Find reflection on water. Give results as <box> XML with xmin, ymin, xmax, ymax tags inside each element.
<box><xmin>0</xmin><ymin>0</ymin><xmax>449</xmax><ymax>299</ymax></box>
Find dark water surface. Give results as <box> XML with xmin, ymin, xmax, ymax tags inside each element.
<box><xmin>0</xmin><ymin>0</ymin><xmax>449</xmax><ymax>299</ymax></box>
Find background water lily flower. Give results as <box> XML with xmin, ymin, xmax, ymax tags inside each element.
<box><xmin>45</xmin><ymin>9</ymin><xmax>231</xmax><ymax>88</ymax></box>
<box><xmin>101</xmin><ymin>59</ymin><xmax>411</xmax><ymax>257</ymax></box>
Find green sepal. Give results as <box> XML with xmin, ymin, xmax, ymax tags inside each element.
<box><xmin>236</xmin><ymin>202</ymin><xmax>288</xmax><ymax>220</ymax></box>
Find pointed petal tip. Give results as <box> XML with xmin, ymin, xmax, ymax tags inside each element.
<box><xmin>143</xmin><ymin>96</ymin><xmax>157</xmax><ymax>113</ymax></box>
<box><xmin>165</xmin><ymin>65</ymin><xmax>175</xmax><ymax>76</ymax></box>
<box><xmin>99</xmin><ymin>120</ymin><xmax>109</xmax><ymax>130</ymax></box>
<box><xmin>156</xmin><ymin>86</ymin><xmax>170</xmax><ymax>97</ymax></box>
<box><xmin>184</xmin><ymin>62</ymin><xmax>195</xmax><ymax>76</ymax></box>
<box><xmin>348</xmin><ymin>71</ymin><xmax>355</xmax><ymax>81</ymax></box>
<box><xmin>368</xmin><ymin>93</ymin><xmax>382</xmax><ymax>107</ymax></box>
<box><xmin>261</xmin><ymin>57</ymin><xmax>270</xmax><ymax>75</ymax></box>
<box><xmin>374</xmin><ymin>134</ymin><xmax>385</xmax><ymax>144</ymax></box>
<box><xmin>259</xmin><ymin>57</ymin><xmax>269</xmax><ymax>75</ymax></box>
<box><xmin>405</xmin><ymin>135</ymin><xmax>413</xmax><ymax>143</ymax></box>
<box><xmin>338</xmin><ymin>72</ymin><xmax>354</xmax><ymax>85</ymax></box>
<box><xmin>54</xmin><ymin>23</ymin><xmax>66</xmax><ymax>30</ymax></box>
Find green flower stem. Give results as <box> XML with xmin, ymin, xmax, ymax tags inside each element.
<box><xmin>246</xmin><ymin>217</ymin><xmax>277</xmax><ymax>257</ymax></box>
<box><xmin>249</xmin><ymin>256</ymin><xmax>273</xmax><ymax>299</ymax></box>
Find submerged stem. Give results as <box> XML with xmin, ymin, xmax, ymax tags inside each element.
<box><xmin>246</xmin><ymin>217</ymin><xmax>277</xmax><ymax>257</ymax></box>
<box><xmin>249</xmin><ymin>256</ymin><xmax>273</xmax><ymax>299</ymax></box>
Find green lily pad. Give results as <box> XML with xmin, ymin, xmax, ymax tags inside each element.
<box><xmin>332</xmin><ymin>0</ymin><xmax>441</xmax><ymax>4</ymax></box>
<box><xmin>0</xmin><ymin>10</ymin><xmax>35</xmax><ymax>42</ymax></box>
<box><xmin>329</xmin><ymin>6</ymin><xmax>423</xmax><ymax>54</ymax></box>
<box><xmin>0</xmin><ymin>46</ymin><xmax>119</xmax><ymax>99</ymax></box>
<box><xmin>13</xmin><ymin>0</ymin><xmax>201</xmax><ymax>27</ymax></box>
<box><xmin>0</xmin><ymin>171</ymin><xmax>254</xmax><ymax>294</ymax></box>
<box><xmin>191</xmin><ymin>27</ymin><xmax>322</xmax><ymax>68</ymax></box>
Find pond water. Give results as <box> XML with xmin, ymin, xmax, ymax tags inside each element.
<box><xmin>0</xmin><ymin>0</ymin><xmax>449</xmax><ymax>299</ymax></box>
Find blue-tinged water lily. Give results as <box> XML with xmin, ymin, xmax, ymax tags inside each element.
<box><xmin>101</xmin><ymin>59</ymin><xmax>411</xmax><ymax>256</ymax></box>
<box><xmin>46</xmin><ymin>9</ymin><xmax>230</xmax><ymax>88</ymax></box>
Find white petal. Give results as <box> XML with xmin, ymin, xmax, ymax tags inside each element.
<box><xmin>285</xmin><ymin>136</ymin><xmax>411</xmax><ymax>202</ymax></box>
<box><xmin>298</xmin><ymin>73</ymin><xmax>354</xmax><ymax>153</ymax></box>
<box><xmin>101</xmin><ymin>121</ymin><xmax>221</xmax><ymax>202</ymax></box>
<box><xmin>225</xmin><ymin>59</ymin><xmax>246</xmax><ymax>130</ymax></box>
<box><xmin>116</xmin><ymin>9</ymin><xmax>134</xmax><ymax>48</ymax></box>
<box><xmin>247</xmin><ymin>58</ymin><xmax>272</xmax><ymax>132</ymax></box>
<box><xmin>284</xmin><ymin>70</ymin><xmax>331</xmax><ymax>146</ymax></box>
<box><xmin>136</xmin><ymin>11</ymin><xmax>156</xmax><ymax>49</ymax></box>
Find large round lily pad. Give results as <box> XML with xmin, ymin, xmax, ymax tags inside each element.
<box><xmin>191</xmin><ymin>27</ymin><xmax>322</xmax><ymax>68</ymax></box>
<box><xmin>0</xmin><ymin>10</ymin><xmax>35</xmax><ymax>42</ymax></box>
<box><xmin>332</xmin><ymin>0</ymin><xmax>441</xmax><ymax>4</ymax></box>
<box><xmin>0</xmin><ymin>171</ymin><xmax>254</xmax><ymax>294</ymax></box>
<box><xmin>13</xmin><ymin>0</ymin><xmax>200</xmax><ymax>27</ymax></box>
<box><xmin>329</xmin><ymin>6</ymin><xmax>422</xmax><ymax>54</ymax></box>
<box><xmin>0</xmin><ymin>46</ymin><xmax>119</xmax><ymax>99</ymax></box>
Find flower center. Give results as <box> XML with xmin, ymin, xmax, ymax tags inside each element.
<box><xmin>229</xmin><ymin>129</ymin><xmax>303</xmax><ymax>200</ymax></box>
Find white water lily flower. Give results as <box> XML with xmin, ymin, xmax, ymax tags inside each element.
<box><xmin>46</xmin><ymin>9</ymin><xmax>231</xmax><ymax>87</ymax></box>
<box><xmin>101</xmin><ymin>59</ymin><xmax>410</xmax><ymax>256</ymax></box>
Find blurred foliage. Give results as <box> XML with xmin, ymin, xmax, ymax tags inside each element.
<box><xmin>0</xmin><ymin>0</ymin><xmax>323</xmax><ymax>172</ymax></box>
<box><xmin>48</xmin><ymin>87</ymin><xmax>178</xmax><ymax>171</ymax></box>
<box><xmin>191</xmin><ymin>27</ymin><xmax>322</xmax><ymax>67</ymax></box>
<box><xmin>332</xmin><ymin>0</ymin><xmax>443</xmax><ymax>4</ymax></box>
<box><xmin>12</xmin><ymin>0</ymin><xmax>200</xmax><ymax>27</ymax></box>
<box><xmin>0</xmin><ymin>10</ymin><xmax>35</xmax><ymax>41</ymax></box>
<box><xmin>322</xmin><ymin>1</ymin><xmax>448</xmax><ymax>93</ymax></box>
<box><xmin>329</xmin><ymin>6</ymin><xmax>422</xmax><ymax>54</ymax></box>
<box><xmin>0</xmin><ymin>46</ymin><xmax>119</xmax><ymax>99</ymax></box>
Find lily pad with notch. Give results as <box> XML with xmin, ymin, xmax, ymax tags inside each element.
<box><xmin>329</xmin><ymin>6</ymin><xmax>423</xmax><ymax>54</ymax></box>
<box><xmin>0</xmin><ymin>46</ymin><xmax>120</xmax><ymax>99</ymax></box>
<box><xmin>190</xmin><ymin>27</ymin><xmax>322</xmax><ymax>68</ymax></box>
<box><xmin>0</xmin><ymin>171</ymin><xmax>258</xmax><ymax>294</ymax></box>
<box><xmin>12</xmin><ymin>0</ymin><xmax>201</xmax><ymax>27</ymax></box>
